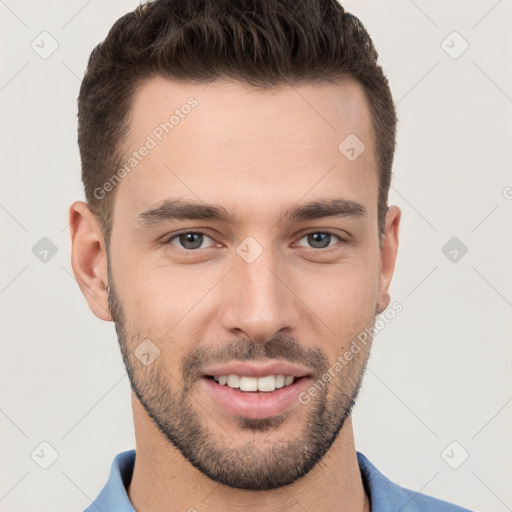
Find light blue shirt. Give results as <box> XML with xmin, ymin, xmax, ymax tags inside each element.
<box><xmin>84</xmin><ymin>450</ymin><xmax>473</xmax><ymax>511</ymax></box>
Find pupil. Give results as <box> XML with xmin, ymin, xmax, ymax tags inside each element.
<box><xmin>181</xmin><ymin>233</ymin><xmax>202</xmax><ymax>249</ymax></box>
<box><xmin>309</xmin><ymin>233</ymin><xmax>329</xmax><ymax>248</ymax></box>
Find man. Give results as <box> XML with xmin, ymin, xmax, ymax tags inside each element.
<box><xmin>69</xmin><ymin>0</ymin><xmax>473</xmax><ymax>510</ymax></box>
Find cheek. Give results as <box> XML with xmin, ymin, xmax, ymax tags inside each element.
<box><xmin>119</xmin><ymin>262</ymin><xmax>222</xmax><ymax>342</ymax></box>
<box><xmin>113</xmin><ymin>237</ymin><xmax>380</xmax><ymax>345</ymax></box>
<box><xmin>298</xmin><ymin>253</ymin><xmax>380</xmax><ymax>327</ymax></box>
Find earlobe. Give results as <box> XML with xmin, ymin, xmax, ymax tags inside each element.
<box><xmin>378</xmin><ymin>205</ymin><xmax>401</xmax><ymax>313</ymax></box>
<box><xmin>69</xmin><ymin>201</ymin><xmax>113</xmax><ymax>322</ymax></box>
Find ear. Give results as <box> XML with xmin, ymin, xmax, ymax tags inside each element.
<box><xmin>377</xmin><ymin>205</ymin><xmax>401</xmax><ymax>314</ymax></box>
<box><xmin>69</xmin><ymin>201</ymin><xmax>112</xmax><ymax>321</ymax></box>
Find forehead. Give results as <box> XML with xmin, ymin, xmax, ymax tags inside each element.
<box><xmin>113</xmin><ymin>76</ymin><xmax>377</xmax><ymax>228</ymax></box>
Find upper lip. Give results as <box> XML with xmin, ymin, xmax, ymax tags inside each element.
<box><xmin>201</xmin><ymin>360</ymin><xmax>311</xmax><ymax>378</ymax></box>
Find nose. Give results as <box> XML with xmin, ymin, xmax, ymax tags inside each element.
<box><xmin>219</xmin><ymin>244</ymin><xmax>299</xmax><ymax>344</ymax></box>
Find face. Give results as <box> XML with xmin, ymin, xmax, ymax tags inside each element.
<box><xmin>90</xmin><ymin>77</ymin><xmax>399</xmax><ymax>490</ymax></box>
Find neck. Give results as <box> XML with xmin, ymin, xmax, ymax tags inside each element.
<box><xmin>127</xmin><ymin>394</ymin><xmax>369</xmax><ymax>512</ymax></box>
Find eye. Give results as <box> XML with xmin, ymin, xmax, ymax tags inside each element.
<box><xmin>165</xmin><ymin>231</ymin><xmax>217</xmax><ymax>251</ymax></box>
<box><xmin>296</xmin><ymin>231</ymin><xmax>343</xmax><ymax>249</ymax></box>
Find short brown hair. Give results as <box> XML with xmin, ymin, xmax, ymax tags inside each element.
<box><xmin>78</xmin><ymin>0</ymin><xmax>397</xmax><ymax>242</ymax></box>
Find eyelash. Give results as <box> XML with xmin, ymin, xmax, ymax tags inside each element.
<box><xmin>162</xmin><ymin>229</ymin><xmax>347</xmax><ymax>252</ymax></box>
<box><xmin>163</xmin><ymin>230</ymin><xmax>219</xmax><ymax>253</ymax></box>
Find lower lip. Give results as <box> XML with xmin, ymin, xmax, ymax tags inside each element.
<box><xmin>202</xmin><ymin>377</ymin><xmax>311</xmax><ymax>420</ymax></box>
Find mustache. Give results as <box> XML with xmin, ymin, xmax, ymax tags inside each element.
<box><xmin>181</xmin><ymin>334</ymin><xmax>329</xmax><ymax>380</ymax></box>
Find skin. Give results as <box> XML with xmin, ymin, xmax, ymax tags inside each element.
<box><xmin>69</xmin><ymin>77</ymin><xmax>400</xmax><ymax>512</ymax></box>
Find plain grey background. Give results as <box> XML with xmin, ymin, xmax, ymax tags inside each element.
<box><xmin>1</xmin><ymin>1</ymin><xmax>511</xmax><ymax>511</ymax></box>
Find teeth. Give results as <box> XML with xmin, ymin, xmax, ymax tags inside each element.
<box><xmin>239</xmin><ymin>376</ymin><xmax>258</xmax><ymax>391</ymax></box>
<box><xmin>257</xmin><ymin>375</ymin><xmax>275</xmax><ymax>392</ymax></box>
<box><xmin>275</xmin><ymin>375</ymin><xmax>285</xmax><ymax>388</ymax></box>
<box><xmin>227</xmin><ymin>374</ymin><xmax>240</xmax><ymax>388</ymax></box>
<box><xmin>212</xmin><ymin>374</ymin><xmax>296</xmax><ymax>392</ymax></box>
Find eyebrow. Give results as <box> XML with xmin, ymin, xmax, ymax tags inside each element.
<box><xmin>134</xmin><ymin>197</ymin><xmax>366</xmax><ymax>228</ymax></box>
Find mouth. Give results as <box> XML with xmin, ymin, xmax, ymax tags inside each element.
<box><xmin>201</xmin><ymin>369</ymin><xmax>312</xmax><ymax>420</ymax></box>
<box><xmin>206</xmin><ymin>374</ymin><xmax>304</xmax><ymax>392</ymax></box>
